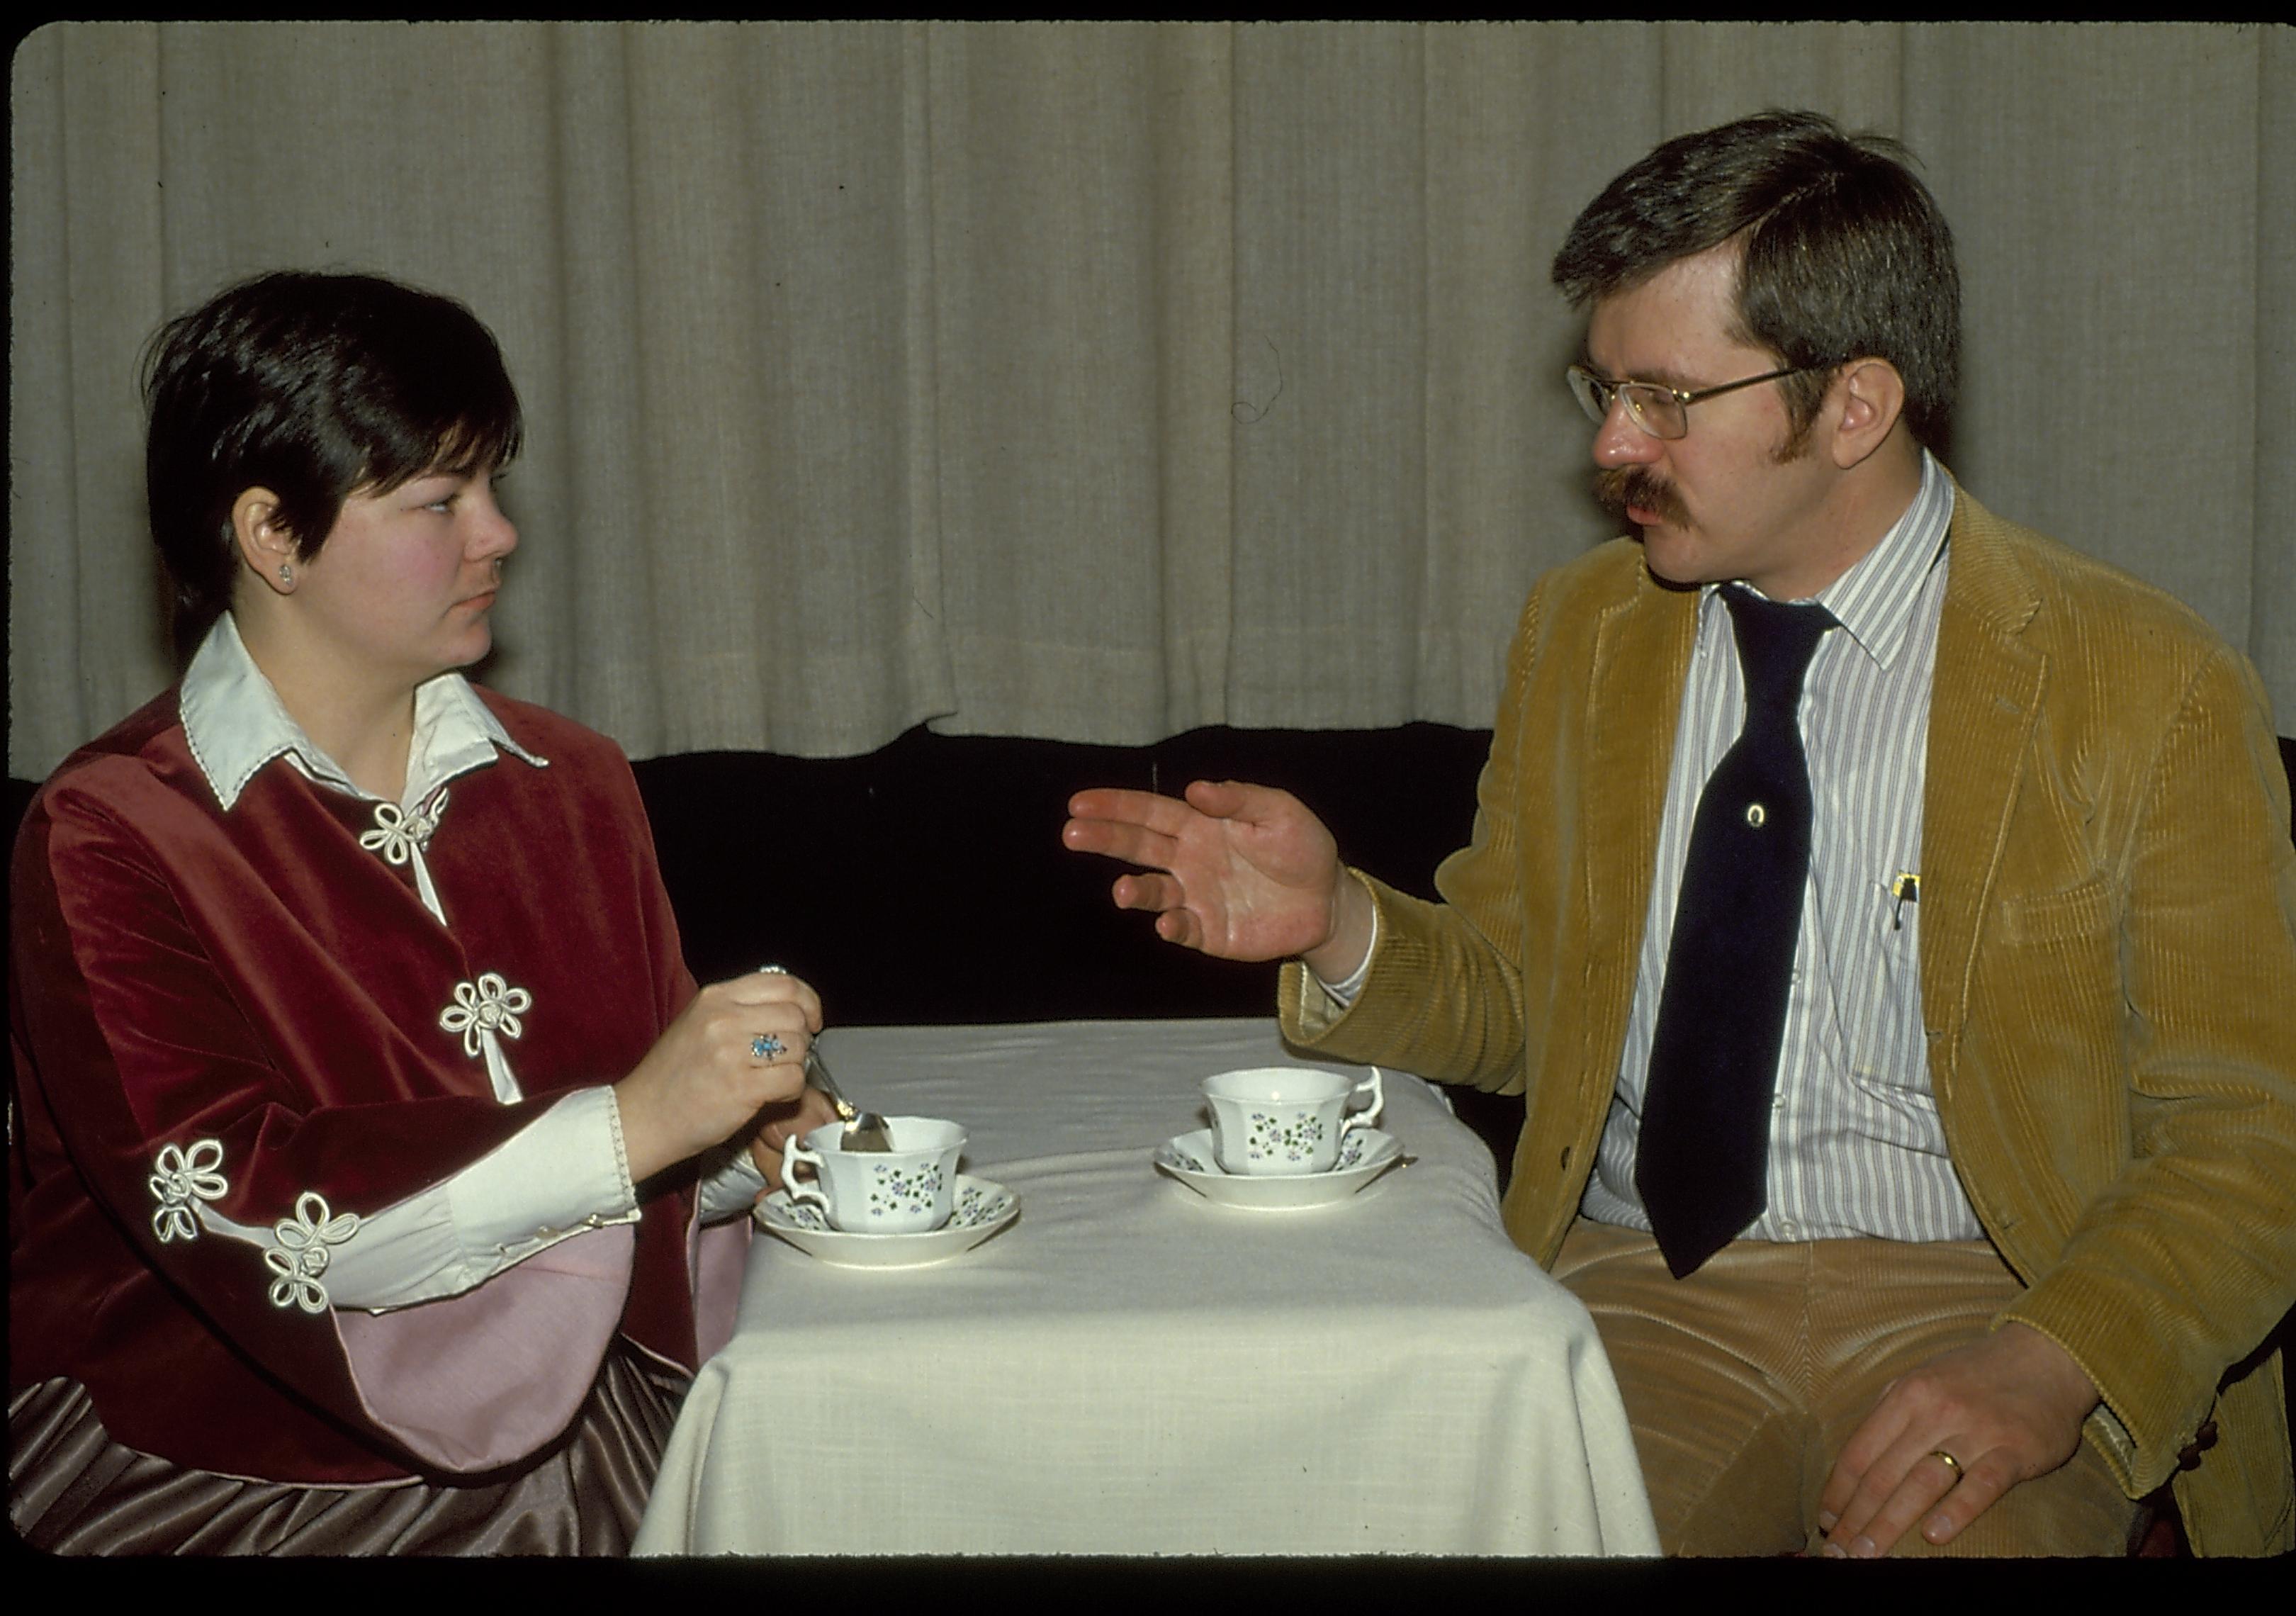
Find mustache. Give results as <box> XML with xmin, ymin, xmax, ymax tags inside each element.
<box><xmin>1593</xmin><ymin>466</ymin><xmax>1689</xmax><ymax>529</ymax></box>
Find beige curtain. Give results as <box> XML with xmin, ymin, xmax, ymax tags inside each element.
<box><xmin>11</xmin><ymin>21</ymin><xmax>2292</xmax><ymax>780</ymax></box>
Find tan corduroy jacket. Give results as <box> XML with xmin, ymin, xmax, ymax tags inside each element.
<box><xmin>1281</xmin><ymin>486</ymin><xmax>2296</xmax><ymax>1555</ymax></box>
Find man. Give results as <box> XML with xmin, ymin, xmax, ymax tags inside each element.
<box><xmin>1063</xmin><ymin>111</ymin><xmax>2295</xmax><ymax>1556</ymax></box>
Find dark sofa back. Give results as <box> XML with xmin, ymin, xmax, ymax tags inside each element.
<box><xmin>631</xmin><ymin>723</ymin><xmax>1488</xmax><ymax>1026</ymax></box>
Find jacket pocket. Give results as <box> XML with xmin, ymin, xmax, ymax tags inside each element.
<box><xmin>1995</xmin><ymin>872</ymin><xmax>2115</xmax><ymax>947</ymax></box>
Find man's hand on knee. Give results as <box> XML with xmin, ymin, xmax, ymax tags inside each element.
<box><xmin>1816</xmin><ymin>1321</ymin><xmax>2101</xmax><ymax>1558</ymax></box>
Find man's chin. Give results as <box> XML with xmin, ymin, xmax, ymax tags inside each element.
<box><xmin>1633</xmin><ymin>527</ymin><xmax>1713</xmax><ymax>590</ymax></box>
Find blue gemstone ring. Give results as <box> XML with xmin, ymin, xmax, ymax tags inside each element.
<box><xmin>751</xmin><ymin>1033</ymin><xmax>783</xmax><ymax>1060</ymax></box>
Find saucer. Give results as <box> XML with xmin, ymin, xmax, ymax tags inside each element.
<box><xmin>1154</xmin><ymin>1128</ymin><xmax>1402</xmax><ymax>1211</ymax></box>
<box><xmin>754</xmin><ymin>1174</ymin><xmax>1018</xmax><ymax>1268</ymax></box>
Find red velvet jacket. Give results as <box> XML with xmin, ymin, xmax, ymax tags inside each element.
<box><xmin>9</xmin><ymin>682</ymin><xmax>720</xmax><ymax>1485</ymax></box>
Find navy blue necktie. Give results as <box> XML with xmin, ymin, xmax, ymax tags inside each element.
<box><xmin>1636</xmin><ymin>585</ymin><xmax>1838</xmax><ymax>1280</ymax></box>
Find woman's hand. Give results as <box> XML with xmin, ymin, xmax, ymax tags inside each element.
<box><xmin>747</xmin><ymin>1085</ymin><xmax>844</xmax><ymax>1194</ymax></box>
<box><xmin>614</xmin><ymin>970</ymin><xmax>821</xmax><ymax>1185</ymax></box>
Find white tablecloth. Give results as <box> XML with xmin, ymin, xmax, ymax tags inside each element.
<box><xmin>634</xmin><ymin>1018</ymin><xmax>1658</xmax><ymax>1556</ymax></box>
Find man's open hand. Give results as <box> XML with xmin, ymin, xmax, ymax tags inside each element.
<box><xmin>1062</xmin><ymin>780</ymin><xmax>1371</xmax><ymax>978</ymax></box>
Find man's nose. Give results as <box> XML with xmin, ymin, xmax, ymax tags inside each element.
<box><xmin>1592</xmin><ymin>398</ymin><xmax>1660</xmax><ymax>468</ymax></box>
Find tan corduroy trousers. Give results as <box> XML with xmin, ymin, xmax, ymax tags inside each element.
<box><xmin>1553</xmin><ymin>1218</ymin><xmax>2148</xmax><ymax>1557</ymax></box>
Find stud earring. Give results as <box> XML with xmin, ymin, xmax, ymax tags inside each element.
<box><xmin>278</xmin><ymin>565</ymin><xmax>293</xmax><ymax>586</ymax></box>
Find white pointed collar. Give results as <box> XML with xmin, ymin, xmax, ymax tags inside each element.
<box><xmin>1707</xmin><ymin>447</ymin><xmax>1952</xmax><ymax>672</ymax></box>
<box><xmin>178</xmin><ymin>614</ymin><xmax>546</xmax><ymax>813</ymax></box>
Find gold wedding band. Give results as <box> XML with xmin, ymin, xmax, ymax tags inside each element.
<box><xmin>1931</xmin><ymin>1449</ymin><xmax>1963</xmax><ymax>1478</ymax></box>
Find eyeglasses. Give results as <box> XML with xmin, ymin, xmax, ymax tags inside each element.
<box><xmin>1566</xmin><ymin>362</ymin><xmax>1820</xmax><ymax>441</ymax></box>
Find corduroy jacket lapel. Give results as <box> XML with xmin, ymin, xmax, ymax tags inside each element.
<box><xmin>1918</xmin><ymin>488</ymin><xmax>2047</xmax><ymax>1107</ymax></box>
<box><xmin>1578</xmin><ymin>565</ymin><xmax>1699</xmax><ymax>1103</ymax></box>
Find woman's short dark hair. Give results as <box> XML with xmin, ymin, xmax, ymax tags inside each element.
<box><xmin>142</xmin><ymin>270</ymin><xmax>523</xmax><ymax>662</ymax></box>
<box><xmin>1551</xmin><ymin>109</ymin><xmax>1959</xmax><ymax>455</ymax></box>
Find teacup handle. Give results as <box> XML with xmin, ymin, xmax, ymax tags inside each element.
<box><xmin>784</xmin><ymin>1138</ymin><xmax>829</xmax><ymax>1217</ymax></box>
<box><xmin>1340</xmin><ymin>1068</ymin><xmax>1385</xmax><ymax>1135</ymax></box>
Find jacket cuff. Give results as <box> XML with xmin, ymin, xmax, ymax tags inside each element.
<box><xmin>1997</xmin><ymin>1272</ymin><xmax>2206</xmax><ymax>1497</ymax></box>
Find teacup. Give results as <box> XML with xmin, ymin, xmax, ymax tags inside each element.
<box><xmin>782</xmin><ymin>1116</ymin><xmax>966</xmax><ymax>1233</ymax></box>
<box><xmin>1202</xmin><ymin>1067</ymin><xmax>1383</xmax><ymax>1176</ymax></box>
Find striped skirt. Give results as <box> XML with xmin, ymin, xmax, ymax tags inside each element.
<box><xmin>9</xmin><ymin>1343</ymin><xmax>689</xmax><ymax>1556</ymax></box>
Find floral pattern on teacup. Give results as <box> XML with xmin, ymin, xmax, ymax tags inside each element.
<box><xmin>867</xmin><ymin>1160</ymin><xmax>946</xmax><ymax>1221</ymax></box>
<box><xmin>1247</xmin><ymin>1109</ymin><xmax>1325</xmax><ymax>1164</ymax></box>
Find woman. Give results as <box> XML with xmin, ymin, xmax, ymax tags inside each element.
<box><xmin>8</xmin><ymin>270</ymin><xmax>833</xmax><ymax>1553</ymax></box>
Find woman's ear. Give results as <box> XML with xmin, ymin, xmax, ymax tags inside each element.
<box><xmin>230</xmin><ymin>488</ymin><xmax>300</xmax><ymax>594</ymax></box>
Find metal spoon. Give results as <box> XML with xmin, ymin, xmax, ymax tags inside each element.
<box><xmin>755</xmin><ymin>964</ymin><xmax>891</xmax><ymax>1151</ymax></box>
<box><xmin>806</xmin><ymin>1043</ymin><xmax>893</xmax><ymax>1152</ymax></box>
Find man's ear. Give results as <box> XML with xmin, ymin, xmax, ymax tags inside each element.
<box><xmin>1828</xmin><ymin>358</ymin><xmax>1908</xmax><ymax>471</ymax></box>
<box><xmin>230</xmin><ymin>488</ymin><xmax>300</xmax><ymax>595</ymax></box>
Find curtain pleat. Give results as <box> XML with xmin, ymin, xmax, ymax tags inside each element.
<box><xmin>11</xmin><ymin>21</ymin><xmax>2290</xmax><ymax>778</ymax></box>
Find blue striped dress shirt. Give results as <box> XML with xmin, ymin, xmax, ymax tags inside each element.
<box><xmin>1581</xmin><ymin>449</ymin><xmax>1983</xmax><ymax>1242</ymax></box>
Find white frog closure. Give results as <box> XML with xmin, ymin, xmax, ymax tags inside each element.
<box><xmin>359</xmin><ymin>787</ymin><xmax>451</xmax><ymax>923</ymax></box>
<box><xmin>264</xmin><ymin>1191</ymin><xmax>364</xmax><ymax>1314</ymax></box>
<box><xmin>149</xmin><ymin>1140</ymin><xmax>229</xmax><ymax>1243</ymax></box>
<box><xmin>439</xmin><ymin>972</ymin><xmax>533</xmax><ymax>1102</ymax></box>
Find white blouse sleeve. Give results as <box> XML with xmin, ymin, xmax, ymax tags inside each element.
<box><xmin>193</xmin><ymin>1087</ymin><xmax>641</xmax><ymax>1312</ymax></box>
